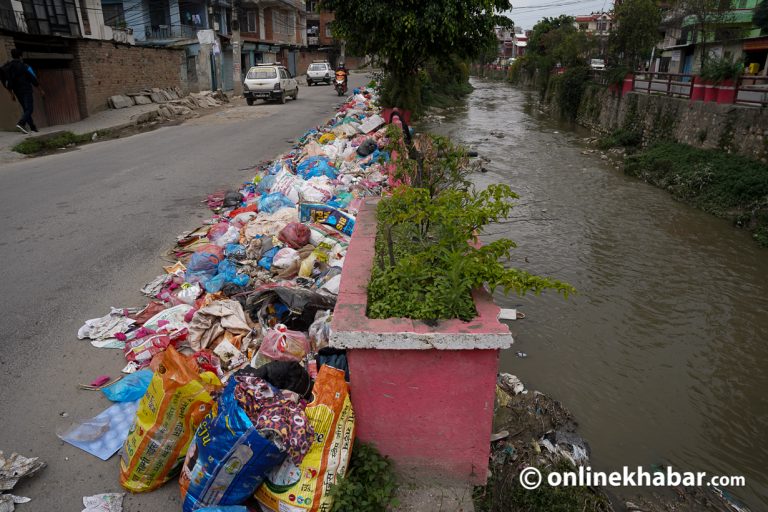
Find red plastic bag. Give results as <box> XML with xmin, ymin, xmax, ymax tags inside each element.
<box><xmin>258</xmin><ymin>324</ymin><xmax>311</xmax><ymax>362</ymax></box>
<box><xmin>278</xmin><ymin>222</ymin><xmax>311</xmax><ymax>249</ymax></box>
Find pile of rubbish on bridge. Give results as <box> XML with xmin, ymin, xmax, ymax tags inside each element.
<box><xmin>69</xmin><ymin>86</ymin><xmax>397</xmax><ymax>512</ymax></box>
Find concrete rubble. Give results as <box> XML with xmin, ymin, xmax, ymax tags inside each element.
<box><xmin>110</xmin><ymin>88</ymin><xmax>229</xmax><ymax>124</ymax></box>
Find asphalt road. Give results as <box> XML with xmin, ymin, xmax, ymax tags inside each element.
<box><xmin>0</xmin><ymin>74</ymin><xmax>368</xmax><ymax>511</ymax></box>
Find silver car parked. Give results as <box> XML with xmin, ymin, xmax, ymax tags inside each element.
<box><xmin>243</xmin><ymin>64</ymin><xmax>299</xmax><ymax>105</ymax></box>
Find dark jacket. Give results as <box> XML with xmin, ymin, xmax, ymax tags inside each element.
<box><xmin>1</xmin><ymin>59</ymin><xmax>39</xmax><ymax>95</ymax></box>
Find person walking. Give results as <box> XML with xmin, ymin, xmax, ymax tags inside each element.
<box><xmin>1</xmin><ymin>49</ymin><xmax>45</xmax><ymax>134</ymax></box>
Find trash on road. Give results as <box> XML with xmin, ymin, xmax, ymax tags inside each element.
<box><xmin>57</xmin><ymin>400</ymin><xmax>139</xmax><ymax>460</ymax></box>
<box><xmin>74</xmin><ymin>87</ymin><xmax>388</xmax><ymax>510</ymax></box>
<box><xmin>0</xmin><ymin>451</ymin><xmax>45</xmax><ymax>511</ymax></box>
<box><xmin>81</xmin><ymin>493</ymin><xmax>124</xmax><ymax>512</ymax></box>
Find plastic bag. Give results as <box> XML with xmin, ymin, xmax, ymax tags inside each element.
<box><xmin>271</xmin><ymin>248</ymin><xmax>300</xmax><ymax>270</ymax></box>
<box><xmin>271</xmin><ymin>169</ymin><xmax>301</xmax><ymax>204</ymax></box>
<box><xmin>177</xmin><ymin>283</ymin><xmax>202</xmax><ymax>305</ymax></box>
<box><xmin>223</xmin><ymin>191</ymin><xmax>244</xmax><ymax>208</ymax></box>
<box><xmin>257</xmin><ymin>173</ymin><xmax>276</xmax><ymax>194</ymax></box>
<box><xmin>102</xmin><ymin>369</ymin><xmax>153</xmax><ymax>402</ymax></box>
<box><xmin>259</xmin><ymin>193</ymin><xmax>295</xmax><ymax>214</ymax></box>
<box><xmin>258</xmin><ymin>324</ymin><xmax>310</xmax><ymax>363</ymax></box>
<box><xmin>258</xmin><ymin>246</ymin><xmax>280</xmax><ymax>271</ymax></box>
<box><xmin>213</xmin><ymin>225</ymin><xmax>241</xmax><ymax>247</ymax></box>
<box><xmin>308</xmin><ymin>310</ymin><xmax>332</xmax><ymax>351</ymax></box>
<box><xmin>296</xmin><ymin>156</ymin><xmax>337</xmax><ymax>180</ymax></box>
<box><xmin>124</xmin><ymin>327</ymin><xmax>188</xmax><ymax>366</ymax></box>
<box><xmin>207</xmin><ymin>223</ymin><xmax>231</xmax><ymax>242</ymax></box>
<box><xmin>119</xmin><ymin>346</ymin><xmax>222</xmax><ymax>493</ymax></box>
<box><xmin>179</xmin><ymin>379</ymin><xmax>286</xmax><ymax>511</ymax></box>
<box><xmin>298</xmin><ymin>178</ymin><xmax>335</xmax><ymax>204</ymax></box>
<box><xmin>277</xmin><ymin>223</ymin><xmax>310</xmax><ymax>249</ymax></box>
<box><xmin>186</xmin><ymin>252</ymin><xmax>222</xmax><ymax>285</ymax></box>
<box><xmin>356</xmin><ymin>138</ymin><xmax>377</xmax><ymax>156</ymax></box>
<box><xmin>255</xmin><ymin>366</ymin><xmax>354</xmax><ymax>512</ymax></box>
<box><xmin>204</xmin><ymin>260</ymin><xmax>249</xmax><ymax>294</ymax></box>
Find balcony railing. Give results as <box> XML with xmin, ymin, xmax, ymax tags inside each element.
<box><xmin>144</xmin><ymin>23</ymin><xmax>199</xmax><ymax>40</ymax></box>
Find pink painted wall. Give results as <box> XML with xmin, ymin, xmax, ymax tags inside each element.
<box><xmin>348</xmin><ymin>348</ymin><xmax>499</xmax><ymax>485</ymax></box>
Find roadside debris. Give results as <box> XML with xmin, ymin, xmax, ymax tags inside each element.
<box><xmin>81</xmin><ymin>493</ymin><xmax>124</xmax><ymax>512</ymax></box>
<box><xmin>0</xmin><ymin>452</ymin><xmax>45</xmax><ymax>512</ymax></box>
<box><xmin>75</xmin><ymin>86</ymin><xmax>390</xmax><ymax>510</ymax></box>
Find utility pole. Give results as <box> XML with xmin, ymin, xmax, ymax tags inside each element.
<box><xmin>232</xmin><ymin>0</ymin><xmax>242</xmax><ymax>96</ymax></box>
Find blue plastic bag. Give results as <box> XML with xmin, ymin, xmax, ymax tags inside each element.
<box><xmin>257</xmin><ymin>173</ymin><xmax>276</xmax><ymax>195</ymax></box>
<box><xmin>225</xmin><ymin>243</ymin><xmax>246</xmax><ymax>259</ymax></box>
<box><xmin>179</xmin><ymin>379</ymin><xmax>285</xmax><ymax>512</ymax></box>
<box><xmin>186</xmin><ymin>252</ymin><xmax>221</xmax><ymax>285</ymax></box>
<box><xmin>204</xmin><ymin>260</ymin><xmax>249</xmax><ymax>293</ymax></box>
<box><xmin>258</xmin><ymin>246</ymin><xmax>280</xmax><ymax>270</ymax></box>
<box><xmin>296</xmin><ymin>156</ymin><xmax>338</xmax><ymax>180</ymax></box>
<box><xmin>258</xmin><ymin>192</ymin><xmax>295</xmax><ymax>214</ymax></box>
<box><xmin>101</xmin><ymin>369</ymin><xmax>153</xmax><ymax>402</ymax></box>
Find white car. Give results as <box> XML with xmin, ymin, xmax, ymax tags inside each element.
<box><xmin>306</xmin><ymin>61</ymin><xmax>332</xmax><ymax>86</ymax></box>
<box><xmin>243</xmin><ymin>64</ymin><xmax>299</xmax><ymax>105</ymax></box>
<box><xmin>590</xmin><ymin>59</ymin><xmax>606</xmax><ymax>71</ymax></box>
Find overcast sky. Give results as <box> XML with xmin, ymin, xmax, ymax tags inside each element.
<box><xmin>503</xmin><ymin>0</ymin><xmax>612</xmax><ymax>31</ymax></box>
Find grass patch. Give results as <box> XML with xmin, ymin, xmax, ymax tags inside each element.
<box><xmin>597</xmin><ymin>128</ymin><xmax>642</xmax><ymax>150</ymax></box>
<box><xmin>328</xmin><ymin>441</ymin><xmax>398</xmax><ymax>512</ymax></box>
<box><xmin>13</xmin><ymin>131</ymin><xmax>94</xmax><ymax>155</ymax></box>
<box><xmin>475</xmin><ymin>459</ymin><xmax>611</xmax><ymax>512</ymax></box>
<box><xmin>625</xmin><ymin>142</ymin><xmax>768</xmax><ymax>245</ymax></box>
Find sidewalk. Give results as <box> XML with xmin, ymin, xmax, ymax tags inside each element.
<box><xmin>0</xmin><ymin>103</ymin><xmax>164</xmax><ymax>165</ymax></box>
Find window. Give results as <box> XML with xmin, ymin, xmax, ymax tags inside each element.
<box><xmin>247</xmin><ymin>68</ymin><xmax>277</xmax><ymax>79</ymax></box>
<box><xmin>579</xmin><ymin>22</ymin><xmax>588</xmax><ymax>30</ymax></box>
<box><xmin>597</xmin><ymin>20</ymin><xmax>607</xmax><ymax>32</ymax></box>
<box><xmin>273</xmin><ymin>9</ymin><xmax>295</xmax><ymax>37</ymax></box>
<box><xmin>325</xmin><ymin>23</ymin><xmax>332</xmax><ymax>37</ymax></box>
<box><xmin>306</xmin><ymin>0</ymin><xmax>318</xmax><ymax>12</ymax></box>
<box><xmin>246</xmin><ymin>10</ymin><xmax>257</xmax><ymax>33</ymax></box>
<box><xmin>102</xmin><ymin>2</ymin><xmax>125</xmax><ymax>28</ymax></box>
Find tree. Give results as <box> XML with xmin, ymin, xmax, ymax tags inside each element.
<box><xmin>677</xmin><ymin>0</ymin><xmax>737</xmax><ymax>68</ymax></box>
<box><xmin>610</xmin><ymin>0</ymin><xmax>662</xmax><ymax>69</ymax></box>
<box><xmin>754</xmin><ymin>0</ymin><xmax>768</xmax><ymax>33</ymax></box>
<box><xmin>318</xmin><ymin>0</ymin><xmax>512</xmax><ymax>111</ymax></box>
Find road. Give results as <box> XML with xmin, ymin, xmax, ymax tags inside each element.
<box><xmin>0</xmin><ymin>74</ymin><xmax>368</xmax><ymax>511</ymax></box>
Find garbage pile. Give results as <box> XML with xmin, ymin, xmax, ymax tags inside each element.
<box><xmin>71</xmin><ymin>87</ymin><xmax>395</xmax><ymax>511</ymax></box>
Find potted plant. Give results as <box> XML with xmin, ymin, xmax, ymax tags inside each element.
<box><xmin>699</xmin><ymin>60</ymin><xmax>720</xmax><ymax>102</ymax></box>
<box><xmin>715</xmin><ymin>59</ymin><xmax>743</xmax><ymax>104</ymax></box>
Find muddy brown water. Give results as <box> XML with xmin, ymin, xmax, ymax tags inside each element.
<box><xmin>419</xmin><ymin>78</ymin><xmax>768</xmax><ymax>508</ymax></box>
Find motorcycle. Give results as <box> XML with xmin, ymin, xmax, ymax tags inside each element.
<box><xmin>334</xmin><ymin>76</ymin><xmax>347</xmax><ymax>96</ymax></box>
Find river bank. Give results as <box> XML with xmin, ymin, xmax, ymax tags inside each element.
<box><xmin>421</xmin><ymin>76</ymin><xmax>768</xmax><ymax>510</ymax></box>
<box><xmin>471</xmin><ymin>67</ymin><xmax>768</xmax><ymax>247</ymax></box>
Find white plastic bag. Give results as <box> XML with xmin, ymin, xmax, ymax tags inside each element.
<box><xmin>272</xmin><ymin>247</ymin><xmax>300</xmax><ymax>269</ymax></box>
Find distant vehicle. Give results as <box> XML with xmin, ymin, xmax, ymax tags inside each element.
<box><xmin>243</xmin><ymin>63</ymin><xmax>299</xmax><ymax>105</ymax></box>
<box><xmin>507</xmin><ymin>57</ymin><xmax>516</xmax><ymax>66</ymax></box>
<box><xmin>590</xmin><ymin>59</ymin><xmax>606</xmax><ymax>71</ymax></box>
<box><xmin>306</xmin><ymin>61</ymin><xmax>332</xmax><ymax>86</ymax></box>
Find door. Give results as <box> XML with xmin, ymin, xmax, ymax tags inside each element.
<box><xmin>37</xmin><ymin>68</ymin><xmax>81</xmax><ymax>127</ymax></box>
<box><xmin>288</xmin><ymin>50</ymin><xmax>297</xmax><ymax>77</ymax></box>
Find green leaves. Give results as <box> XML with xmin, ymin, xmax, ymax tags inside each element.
<box><xmin>328</xmin><ymin>441</ymin><xmax>398</xmax><ymax>512</ymax></box>
<box><xmin>319</xmin><ymin>0</ymin><xmax>510</xmax><ymax>109</ymax></box>
<box><xmin>367</xmin><ymin>142</ymin><xmax>575</xmax><ymax>322</ymax></box>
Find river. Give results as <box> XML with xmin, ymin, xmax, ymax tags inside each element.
<box><xmin>420</xmin><ymin>78</ymin><xmax>768</xmax><ymax>508</ymax></box>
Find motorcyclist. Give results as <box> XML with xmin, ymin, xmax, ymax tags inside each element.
<box><xmin>334</xmin><ymin>63</ymin><xmax>348</xmax><ymax>92</ymax></box>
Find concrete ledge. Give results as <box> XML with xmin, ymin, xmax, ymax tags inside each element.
<box><xmin>330</xmin><ymin>198</ymin><xmax>514</xmax><ymax>350</ymax></box>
